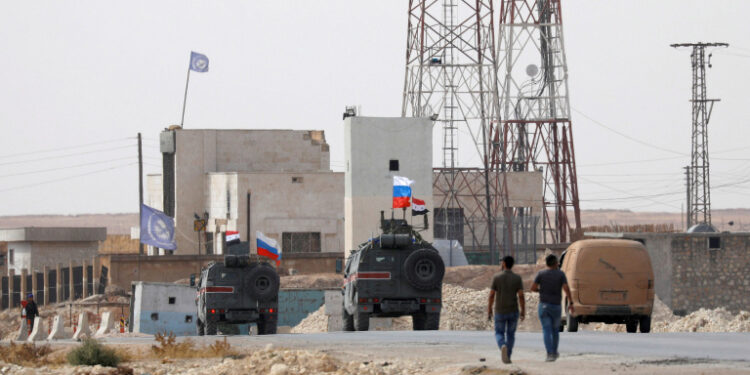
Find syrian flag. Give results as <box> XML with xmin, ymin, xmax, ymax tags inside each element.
<box><xmin>256</xmin><ymin>231</ymin><xmax>281</xmax><ymax>266</ymax></box>
<box><xmin>226</xmin><ymin>230</ymin><xmax>240</xmax><ymax>244</ymax></box>
<box><xmin>411</xmin><ymin>198</ymin><xmax>429</xmax><ymax>216</ymax></box>
<box><xmin>393</xmin><ymin>176</ymin><xmax>414</xmax><ymax>209</ymax></box>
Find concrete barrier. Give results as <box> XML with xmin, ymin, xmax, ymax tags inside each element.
<box><xmin>72</xmin><ymin>313</ymin><xmax>92</xmax><ymax>340</ymax></box>
<box><xmin>324</xmin><ymin>290</ymin><xmax>344</xmax><ymax>332</ymax></box>
<box><xmin>47</xmin><ymin>315</ymin><xmax>70</xmax><ymax>340</ymax></box>
<box><xmin>94</xmin><ymin>312</ymin><xmax>114</xmax><ymax>337</ymax></box>
<box><xmin>27</xmin><ymin>318</ymin><xmax>46</xmax><ymax>341</ymax></box>
<box><xmin>277</xmin><ymin>326</ymin><xmax>292</xmax><ymax>334</ymax></box>
<box><xmin>14</xmin><ymin>319</ymin><xmax>28</xmax><ymax>341</ymax></box>
<box><xmin>369</xmin><ymin>317</ymin><xmax>393</xmax><ymax>330</ymax></box>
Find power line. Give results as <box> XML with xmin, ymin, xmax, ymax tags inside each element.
<box><xmin>0</xmin><ymin>145</ymin><xmax>134</xmax><ymax>166</ymax></box>
<box><xmin>0</xmin><ymin>162</ymin><xmax>137</xmax><ymax>192</ymax></box>
<box><xmin>0</xmin><ymin>137</ymin><xmax>133</xmax><ymax>159</ymax></box>
<box><xmin>578</xmin><ymin>155</ymin><xmax>684</xmax><ymax>167</ymax></box>
<box><xmin>0</xmin><ymin>157</ymin><xmax>133</xmax><ymax>178</ymax></box>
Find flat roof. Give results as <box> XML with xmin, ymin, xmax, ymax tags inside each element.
<box><xmin>0</xmin><ymin>227</ymin><xmax>107</xmax><ymax>242</ymax></box>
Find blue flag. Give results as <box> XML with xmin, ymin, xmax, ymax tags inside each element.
<box><xmin>140</xmin><ymin>204</ymin><xmax>177</xmax><ymax>250</ymax></box>
<box><xmin>189</xmin><ymin>51</ymin><xmax>209</xmax><ymax>72</ymax></box>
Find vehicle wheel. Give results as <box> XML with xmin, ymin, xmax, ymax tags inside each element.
<box><xmin>247</xmin><ymin>264</ymin><xmax>280</xmax><ymax>301</ymax></box>
<box><xmin>403</xmin><ymin>248</ymin><xmax>445</xmax><ymax>290</ymax></box>
<box><xmin>343</xmin><ymin>306</ymin><xmax>355</xmax><ymax>332</ymax></box>
<box><xmin>205</xmin><ymin>320</ymin><xmax>217</xmax><ymax>335</ymax></box>
<box><xmin>566</xmin><ymin>313</ymin><xmax>579</xmax><ymax>332</ymax></box>
<box><xmin>258</xmin><ymin>315</ymin><xmax>277</xmax><ymax>335</ymax></box>
<box><xmin>354</xmin><ymin>310</ymin><xmax>369</xmax><ymax>331</ymax></box>
<box><xmin>424</xmin><ymin>312</ymin><xmax>440</xmax><ymax>330</ymax></box>
<box><xmin>639</xmin><ymin>315</ymin><xmax>651</xmax><ymax>333</ymax></box>
<box><xmin>196</xmin><ymin>320</ymin><xmax>205</xmax><ymax>336</ymax></box>
<box><xmin>412</xmin><ymin>312</ymin><xmax>425</xmax><ymax>331</ymax></box>
<box><xmin>625</xmin><ymin>319</ymin><xmax>638</xmax><ymax>333</ymax></box>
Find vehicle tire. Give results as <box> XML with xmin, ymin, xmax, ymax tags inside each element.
<box><xmin>625</xmin><ymin>319</ymin><xmax>638</xmax><ymax>333</ymax></box>
<box><xmin>566</xmin><ymin>313</ymin><xmax>579</xmax><ymax>332</ymax></box>
<box><xmin>196</xmin><ymin>320</ymin><xmax>205</xmax><ymax>336</ymax></box>
<box><xmin>639</xmin><ymin>315</ymin><xmax>651</xmax><ymax>333</ymax></box>
<box><xmin>205</xmin><ymin>320</ymin><xmax>218</xmax><ymax>335</ymax></box>
<box><xmin>247</xmin><ymin>264</ymin><xmax>280</xmax><ymax>301</ymax></box>
<box><xmin>258</xmin><ymin>315</ymin><xmax>277</xmax><ymax>335</ymax></box>
<box><xmin>424</xmin><ymin>312</ymin><xmax>440</xmax><ymax>330</ymax></box>
<box><xmin>412</xmin><ymin>312</ymin><xmax>425</xmax><ymax>331</ymax></box>
<box><xmin>354</xmin><ymin>310</ymin><xmax>369</xmax><ymax>331</ymax></box>
<box><xmin>403</xmin><ymin>248</ymin><xmax>445</xmax><ymax>290</ymax></box>
<box><xmin>343</xmin><ymin>306</ymin><xmax>355</xmax><ymax>332</ymax></box>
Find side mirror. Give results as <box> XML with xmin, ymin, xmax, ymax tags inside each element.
<box><xmin>189</xmin><ymin>274</ymin><xmax>196</xmax><ymax>287</ymax></box>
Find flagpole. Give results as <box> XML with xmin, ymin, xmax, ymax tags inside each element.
<box><xmin>138</xmin><ymin>133</ymin><xmax>144</xmax><ymax>255</ymax></box>
<box><xmin>180</xmin><ymin>65</ymin><xmax>191</xmax><ymax>127</ymax></box>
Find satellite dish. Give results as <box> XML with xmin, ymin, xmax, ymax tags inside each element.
<box><xmin>526</xmin><ymin>64</ymin><xmax>539</xmax><ymax>77</ymax></box>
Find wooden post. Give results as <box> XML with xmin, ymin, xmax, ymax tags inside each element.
<box><xmin>92</xmin><ymin>255</ymin><xmax>100</xmax><ymax>296</ymax></box>
<box><xmin>82</xmin><ymin>260</ymin><xmax>88</xmax><ymax>299</ymax></box>
<box><xmin>43</xmin><ymin>266</ymin><xmax>49</xmax><ymax>306</ymax></box>
<box><xmin>8</xmin><ymin>269</ymin><xmax>15</xmax><ymax>308</ymax></box>
<box><xmin>56</xmin><ymin>263</ymin><xmax>63</xmax><ymax>303</ymax></box>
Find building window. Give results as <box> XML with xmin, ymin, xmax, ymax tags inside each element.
<box><xmin>433</xmin><ymin>208</ymin><xmax>464</xmax><ymax>245</ymax></box>
<box><xmin>282</xmin><ymin>232</ymin><xmax>321</xmax><ymax>253</ymax></box>
<box><xmin>389</xmin><ymin>159</ymin><xmax>399</xmax><ymax>171</ymax></box>
<box><xmin>292</xmin><ymin>177</ymin><xmax>303</xmax><ymax>183</ymax></box>
<box><xmin>185</xmin><ymin>315</ymin><xmax>193</xmax><ymax>323</ymax></box>
<box><xmin>8</xmin><ymin>249</ymin><xmax>13</xmax><ymax>265</ymax></box>
<box><xmin>708</xmin><ymin>237</ymin><xmax>721</xmax><ymax>249</ymax></box>
<box><xmin>150</xmin><ymin>313</ymin><xmax>159</xmax><ymax>321</ymax></box>
<box><xmin>168</xmin><ymin>297</ymin><xmax>176</xmax><ymax>304</ymax></box>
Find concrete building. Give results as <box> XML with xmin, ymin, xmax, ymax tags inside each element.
<box><xmin>131</xmin><ymin>281</ymin><xmax>196</xmax><ymax>335</ymax></box>
<box><xmin>151</xmin><ymin>128</ymin><xmax>344</xmax><ymax>257</ymax></box>
<box><xmin>587</xmin><ymin>231</ymin><xmax>750</xmax><ymax>315</ymax></box>
<box><xmin>0</xmin><ymin>227</ymin><xmax>106</xmax><ymax>273</ymax></box>
<box><xmin>344</xmin><ymin>116</ymin><xmax>435</xmax><ymax>257</ymax></box>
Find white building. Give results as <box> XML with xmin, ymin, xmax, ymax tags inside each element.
<box><xmin>0</xmin><ymin>227</ymin><xmax>105</xmax><ymax>273</ymax></box>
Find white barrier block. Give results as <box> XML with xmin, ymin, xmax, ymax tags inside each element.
<box><xmin>14</xmin><ymin>319</ymin><xmax>28</xmax><ymax>341</ymax></box>
<box><xmin>72</xmin><ymin>313</ymin><xmax>92</xmax><ymax>340</ymax></box>
<box><xmin>27</xmin><ymin>318</ymin><xmax>46</xmax><ymax>341</ymax></box>
<box><xmin>277</xmin><ymin>326</ymin><xmax>292</xmax><ymax>334</ymax></box>
<box><xmin>327</xmin><ymin>315</ymin><xmax>343</xmax><ymax>332</ymax></box>
<box><xmin>94</xmin><ymin>312</ymin><xmax>114</xmax><ymax>337</ymax></box>
<box><xmin>47</xmin><ymin>315</ymin><xmax>70</xmax><ymax>340</ymax></box>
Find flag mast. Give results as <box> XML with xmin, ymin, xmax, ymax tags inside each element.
<box><xmin>138</xmin><ymin>133</ymin><xmax>144</xmax><ymax>255</ymax></box>
<box><xmin>180</xmin><ymin>66</ymin><xmax>191</xmax><ymax>127</ymax></box>
<box><xmin>180</xmin><ymin>51</ymin><xmax>209</xmax><ymax>127</ymax></box>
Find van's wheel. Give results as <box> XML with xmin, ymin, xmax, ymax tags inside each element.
<box><xmin>566</xmin><ymin>314</ymin><xmax>579</xmax><ymax>332</ymax></box>
<box><xmin>196</xmin><ymin>319</ymin><xmax>205</xmax><ymax>336</ymax></box>
<box><xmin>205</xmin><ymin>320</ymin><xmax>217</xmax><ymax>335</ymax></box>
<box><xmin>424</xmin><ymin>312</ymin><xmax>440</xmax><ymax>330</ymax></box>
<box><xmin>403</xmin><ymin>249</ymin><xmax>445</xmax><ymax>290</ymax></box>
<box><xmin>412</xmin><ymin>312</ymin><xmax>425</xmax><ymax>331</ymax></box>
<box><xmin>639</xmin><ymin>315</ymin><xmax>651</xmax><ymax>333</ymax></box>
<box><xmin>343</xmin><ymin>306</ymin><xmax>355</xmax><ymax>332</ymax></box>
<box><xmin>354</xmin><ymin>310</ymin><xmax>369</xmax><ymax>331</ymax></box>
<box><xmin>625</xmin><ymin>319</ymin><xmax>638</xmax><ymax>333</ymax></box>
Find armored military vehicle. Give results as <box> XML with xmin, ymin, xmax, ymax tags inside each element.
<box><xmin>195</xmin><ymin>241</ymin><xmax>280</xmax><ymax>335</ymax></box>
<box><xmin>342</xmin><ymin>211</ymin><xmax>445</xmax><ymax>331</ymax></box>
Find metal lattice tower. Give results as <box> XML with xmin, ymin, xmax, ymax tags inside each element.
<box><xmin>492</xmin><ymin>0</ymin><xmax>581</xmax><ymax>243</ymax></box>
<box><xmin>402</xmin><ymin>0</ymin><xmax>507</xmax><ymax>263</ymax></box>
<box><xmin>671</xmin><ymin>42</ymin><xmax>728</xmax><ymax>228</ymax></box>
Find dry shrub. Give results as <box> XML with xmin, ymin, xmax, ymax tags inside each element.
<box><xmin>150</xmin><ymin>331</ymin><xmax>237</xmax><ymax>359</ymax></box>
<box><xmin>0</xmin><ymin>341</ymin><xmax>57</xmax><ymax>367</ymax></box>
<box><xmin>67</xmin><ymin>339</ymin><xmax>122</xmax><ymax>367</ymax></box>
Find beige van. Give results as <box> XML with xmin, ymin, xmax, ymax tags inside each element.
<box><xmin>559</xmin><ymin>239</ymin><xmax>655</xmax><ymax>333</ymax></box>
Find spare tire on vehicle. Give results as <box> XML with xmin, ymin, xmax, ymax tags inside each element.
<box><xmin>403</xmin><ymin>248</ymin><xmax>445</xmax><ymax>290</ymax></box>
<box><xmin>246</xmin><ymin>264</ymin><xmax>280</xmax><ymax>301</ymax></box>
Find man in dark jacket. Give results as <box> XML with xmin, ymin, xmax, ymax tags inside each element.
<box><xmin>24</xmin><ymin>293</ymin><xmax>39</xmax><ymax>330</ymax></box>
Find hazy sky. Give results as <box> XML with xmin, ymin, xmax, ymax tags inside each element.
<box><xmin>1</xmin><ymin>1</ymin><xmax>749</xmax><ymax>216</ymax></box>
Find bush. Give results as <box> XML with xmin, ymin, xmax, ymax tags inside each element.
<box><xmin>67</xmin><ymin>339</ymin><xmax>121</xmax><ymax>367</ymax></box>
<box><xmin>0</xmin><ymin>341</ymin><xmax>54</xmax><ymax>366</ymax></box>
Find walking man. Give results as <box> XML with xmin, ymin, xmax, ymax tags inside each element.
<box><xmin>531</xmin><ymin>254</ymin><xmax>573</xmax><ymax>362</ymax></box>
<box><xmin>24</xmin><ymin>293</ymin><xmax>39</xmax><ymax>331</ymax></box>
<box><xmin>487</xmin><ymin>256</ymin><xmax>525</xmax><ymax>364</ymax></box>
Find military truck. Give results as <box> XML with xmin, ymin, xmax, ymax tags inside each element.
<box><xmin>195</xmin><ymin>241</ymin><xmax>280</xmax><ymax>335</ymax></box>
<box><xmin>342</xmin><ymin>211</ymin><xmax>445</xmax><ymax>331</ymax></box>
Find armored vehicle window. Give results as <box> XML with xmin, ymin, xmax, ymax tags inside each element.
<box><xmin>373</xmin><ymin>256</ymin><xmax>395</xmax><ymax>264</ymax></box>
<box><xmin>218</xmin><ymin>272</ymin><xmax>238</xmax><ymax>281</ymax></box>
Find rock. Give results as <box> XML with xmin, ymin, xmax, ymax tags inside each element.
<box><xmin>269</xmin><ymin>363</ymin><xmax>288</xmax><ymax>375</ymax></box>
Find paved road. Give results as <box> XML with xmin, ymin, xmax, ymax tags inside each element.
<box><xmin>101</xmin><ymin>331</ymin><xmax>750</xmax><ymax>362</ymax></box>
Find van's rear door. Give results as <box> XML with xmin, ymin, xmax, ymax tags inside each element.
<box><xmin>576</xmin><ymin>247</ymin><xmax>651</xmax><ymax>306</ymax></box>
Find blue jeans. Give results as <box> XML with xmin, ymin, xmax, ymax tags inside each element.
<box><xmin>538</xmin><ymin>302</ymin><xmax>562</xmax><ymax>355</ymax></box>
<box><xmin>494</xmin><ymin>312</ymin><xmax>519</xmax><ymax>357</ymax></box>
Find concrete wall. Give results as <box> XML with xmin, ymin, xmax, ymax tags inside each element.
<box><xmin>159</xmin><ymin>129</ymin><xmax>332</xmax><ymax>254</ymax></box>
<box><xmin>344</xmin><ymin>117</ymin><xmax>434</xmax><ymax>257</ymax></box>
<box><xmin>132</xmin><ymin>282</ymin><xmax>196</xmax><ymax>335</ymax></box>
<box><xmin>146</xmin><ymin>174</ymin><xmax>163</xmax><ymax>210</ymax></box>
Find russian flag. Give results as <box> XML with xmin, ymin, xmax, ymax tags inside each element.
<box><xmin>393</xmin><ymin>176</ymin><xmax>414</xmax><ymax>209</ymax></box>
<box><xmin>256</xmin><ymin>231</ymin><xmax>281</xmax><ymax>266</ymax></box>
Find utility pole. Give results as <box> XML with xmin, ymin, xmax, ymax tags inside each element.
<box><xmin>671</xmin><ymin>42</ymin><xmax>728</xmax><ymax>228</ymax></box>
<box><xmin>138</xmin><ymin>133</ymin><xmax>144</xmax><ymax>255</ymax></box>
<box><xmin>685</xmin><ymin>166</ymin><xmax>691</xmax><ymax>230</ymax></box>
